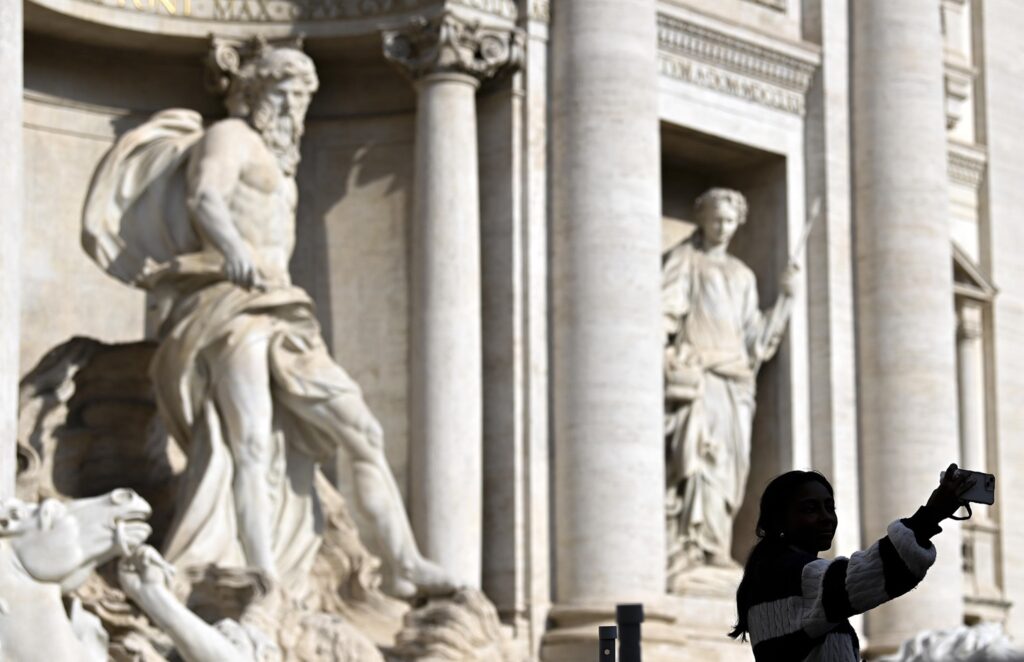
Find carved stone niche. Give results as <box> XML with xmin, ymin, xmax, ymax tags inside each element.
<box><xmin>661</xmin><ymin>126</ymin><xmax>794</xmax><ymax>574</ymax></box>
<box><xmin>658</xmin><ymin>126</ymin><xmax>789</xmax><ymax>662</ymax></box>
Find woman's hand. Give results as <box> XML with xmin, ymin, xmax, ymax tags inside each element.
<box><xmin>925</xmin><ymin>463</ymin><xmax>975</xmax><ymax>520</ymax></box>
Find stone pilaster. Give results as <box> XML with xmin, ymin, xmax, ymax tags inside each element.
<box><xmin>955</xmin><ymin>300</ymin><xmax>1006</xmax><ymax>617</ymax></box>
<box><xmin>803</xmin><ymin>0</ymin><xmax>862</xmax><ymax>570</ymax></box>
<box><xmin>542</xmin><ymin>0</ymin><xmax>665</xmax><ymax>659</ymax></box>
<box><xmin>979</xmin><ymin>0</ymin><xmax>1024</xmax><ymax>641</ymax></box>
<box><xmin>956</xmin><ymin>302</ymin><xmax>986</xmax><ymax>474</ymax></box>
<box><xmin>851</xmin><ymin>0</ymin><xmax>963</xmax><ymax>652</ymax></box>
<box><xmin>0</xmin><ymin>0</ymin><xmax>22</xmax><ymax>499</ymax></box>
<box><xmin>383</xmin><ymin>10</ymin><xmax>522</xmax><ymax>589</ymax></box>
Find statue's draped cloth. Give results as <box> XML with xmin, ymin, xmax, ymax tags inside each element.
<box><xmin>662</xmin><ymin>238</ymin><xmax>787</xmax><ymax>567</ymax></box>
<box><xmin>83</xmin><ymin>110</ymin><xmax>360</xmax><ymax>583</ymax></box>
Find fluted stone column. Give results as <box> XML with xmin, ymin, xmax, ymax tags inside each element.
<box><xmin>957</xmin><ymin>302</ymin><xmax>987</xmax><ymax>475</ymax></box>
<box><xmin>543</xmin><ymin>1</ymin><xmax>663</xmax><ymax>658</ymax></box>
<box><xmin>384</xmin><ymin>12</ymin><xmax>522</xmax><ymax>588</ymax></box>
<box><xmin>0</xmin><ymin>0</ymin><xmax>22</xmax><ymax>499</ymax></box>
<box><xmin>852</xmin><ymin>0</ymin><xmax>963</xmax><ymax>651</ymax></box>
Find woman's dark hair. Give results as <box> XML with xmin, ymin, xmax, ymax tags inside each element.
<box><xmin>728</xmin><ymin>470</ymin><xmax>834</xmax><ymax>640</ymax></box>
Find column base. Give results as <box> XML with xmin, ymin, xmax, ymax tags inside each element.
<box><xmin>540</xmin><ymin>592</ymin><xmax>754</xmax><ymax>662</ymax></box>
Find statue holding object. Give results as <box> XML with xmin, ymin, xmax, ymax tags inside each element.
<box><xmin>662</xmin><ymin>188</ymin><xmax>800</xmax><ymax>590</ymax></box>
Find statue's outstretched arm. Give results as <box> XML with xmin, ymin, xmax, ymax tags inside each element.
<box><xmin>119</xmin><ymin>546</ymin><xmax>252</xmax><ymax>662</ymax></box>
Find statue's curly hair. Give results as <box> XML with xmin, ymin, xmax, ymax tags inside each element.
<box><xmin>694</xmin><ymin>187</ymin><xmax>749</xmax><ymax>225</ymax></box>
<box><xmin>226</xmin><ymin>47</ymin><xmax>319</xmax><ymax>118</ymax></box>
<box><xmin>206</xmin><ymin>37</ymin><xmax>319</xmax><ymax>119</ymax></box>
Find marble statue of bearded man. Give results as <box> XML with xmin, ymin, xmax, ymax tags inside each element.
<box><xmin>81</xmin><ymin>44</ymin><xmax>452</xmax><ymax>598</ymax></box>
<box><xmin>662</xmin><ymin>188</ymin><xmax>797</xmax><ymax>587</ymax></box>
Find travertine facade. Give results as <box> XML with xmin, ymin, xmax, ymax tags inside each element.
<box><xmin>6</xmin><ymin>0</ymin><xmax>1024</xmax><ymax>660</ymax></box>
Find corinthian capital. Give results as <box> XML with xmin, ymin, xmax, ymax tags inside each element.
<box><xmin>383</xmin><ymin>10</ymin><xmax>524</xmax><ymax>82</ymax></box>
<box><xmin>957</xmin><ymin>302</ymin><xmax>984</xmax><ymax>340</ymax></box>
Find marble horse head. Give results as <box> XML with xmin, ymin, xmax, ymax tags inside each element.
<box><xmin>0</xmin><ymin>489</ymin><xmax>152</xmax><ymax>662</ymax></box>
<box><xmin>1</xmin><ymin>488</ymin><xmax>152</xmax><ymax>592</ymax></box>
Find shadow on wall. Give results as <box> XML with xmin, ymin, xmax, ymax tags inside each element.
<box><xmin>293</xmin><ymin>130</ymin><xmax>411</xmax><ymax>349</ymax></box>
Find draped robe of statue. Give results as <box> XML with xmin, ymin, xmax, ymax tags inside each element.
<box><xmin>662</xmin><ymin>235</ymin><xmax>791</xmax><ymax>578</ymax></box>
<box><xmin>81</xmin><ymin>109</ymin><xmax>361</xmax><ymax>584</ymax></box>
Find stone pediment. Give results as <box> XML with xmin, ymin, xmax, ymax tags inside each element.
<box><xmin>953</xmin><ymin>241</ymin><xmax>997</xmax><ymax>301</ymax></box>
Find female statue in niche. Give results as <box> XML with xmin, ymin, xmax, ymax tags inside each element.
<box><xmin>662</xmin><ymin>187</ymin><xmax>798</xmax><ymax>590</ymax></box>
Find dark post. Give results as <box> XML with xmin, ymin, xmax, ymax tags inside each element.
<box><xmin>598</xmin><ymin>625</ymin><xmax>618</xmax><ymax>661</ymax></box>
<box><xmin>616</xmin><ymin>603</ymin><xmax>644</xmax><ymax>662</ymax></box>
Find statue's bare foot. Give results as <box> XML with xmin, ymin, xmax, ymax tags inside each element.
<box><xmin>386</xmin><ymin>557</ymin><xmax>459</xmax><ymax>599</ymax></box>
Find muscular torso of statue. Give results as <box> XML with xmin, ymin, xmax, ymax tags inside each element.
<box><xmin>230</xmin><ymin>122</ymin><xmax>296</xmax><ymax>285</ymax></box>
<box><xmin>188</xmin><ymin>118</ymin><xmax>297</xmax><ymax>289</ymax></box>
<box><xmin>227</xmin><ymin>159</ymin><xmax>296</xmax><ymax>285</ymax></box>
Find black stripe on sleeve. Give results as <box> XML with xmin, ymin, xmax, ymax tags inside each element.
<box><xmin>902</xmin><ymin>507</ymin><xmax>942</xmax><ymax>546</ymax></box>
<box><xmin>752</xmin><ymin>628</ymin><xmax>819</xmax><ymax>662</ymax></box>
<box><xmin>878</xmin><ymin>535</ymin><xmax>924</xmax><ymax>599</ymax></box>
<box><xmin>821</xmin><ymin>558</ymin><xmax>853</xmax><ymax>622</ymax></box>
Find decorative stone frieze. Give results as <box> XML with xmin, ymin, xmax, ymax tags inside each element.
<box><xmin>384</xmin><ymin>10</ymin><xmax>524</xmax><ymax>81</ymax></box>
<box><xmin>656</xmin><ymin>13</ymin><xmax>817</xmax><ymax>115</ymax></box>
<box><xmin>79</xmin><ymin>0</ymin><xmax>436</xmax><ymax>21</ymax></box>
<box><xmin>45</xmin><ymin>0</ymin><xmax>517</xmax><ymax>25</ymax></box>
<box><xmin>948</xmin><ymin>144</ymin><xmax>987</xmax><ymax>189</ymax></box>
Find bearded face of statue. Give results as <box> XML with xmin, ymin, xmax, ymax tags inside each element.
<box><xmin>251</xmin><ymin>76</ymin><xmax>313</xmax><ymax>176</ymax></box>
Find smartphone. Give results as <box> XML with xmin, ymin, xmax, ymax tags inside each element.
<box><xmin>940</xmin><ymin>469</ymin><xmax>996</xmax><ymax>505</ymax></box>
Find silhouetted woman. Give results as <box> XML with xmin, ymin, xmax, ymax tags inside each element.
<box><xmin>729</xmin><ymin>463</ymin><xmax>972</xmax><ymax>661</ymax></box>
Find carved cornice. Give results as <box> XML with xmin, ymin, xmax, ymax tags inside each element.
<box><xmin>383</xmin><ymin>10</ymin><xmax>525</xmax><ymax>82</ymax></box>
<box><xmin>948</xmin><ymin>143</ymin><xmax>986</xmax><ymax>189</ymax></box>
<box><xmin>657</xmin><ymin>13</ymin><xmax>817</xmax><ymax>115</ymax></box>
<box><xmin>72</xmin><ymin>0</ymin><xmax>438</xmax><ymax>22</ymax></box>
<box><xmin>747</xmin><ymin>0</ymin><xmax>787</xmax><ymax>11</ymax></box>
<box><xmin>28</xmin><ymin>0</ymin><xmax>519</xmax><ymax>32</ymax></box>
<box><xmin>449</xmin><ymin>0</ymin><xmax>517</xmax><ymax>19</ymax></box>
<box><xmin>944</xmin><ymin>61</ymin><xmax>976</xmax><ymax>131</ymax></box>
